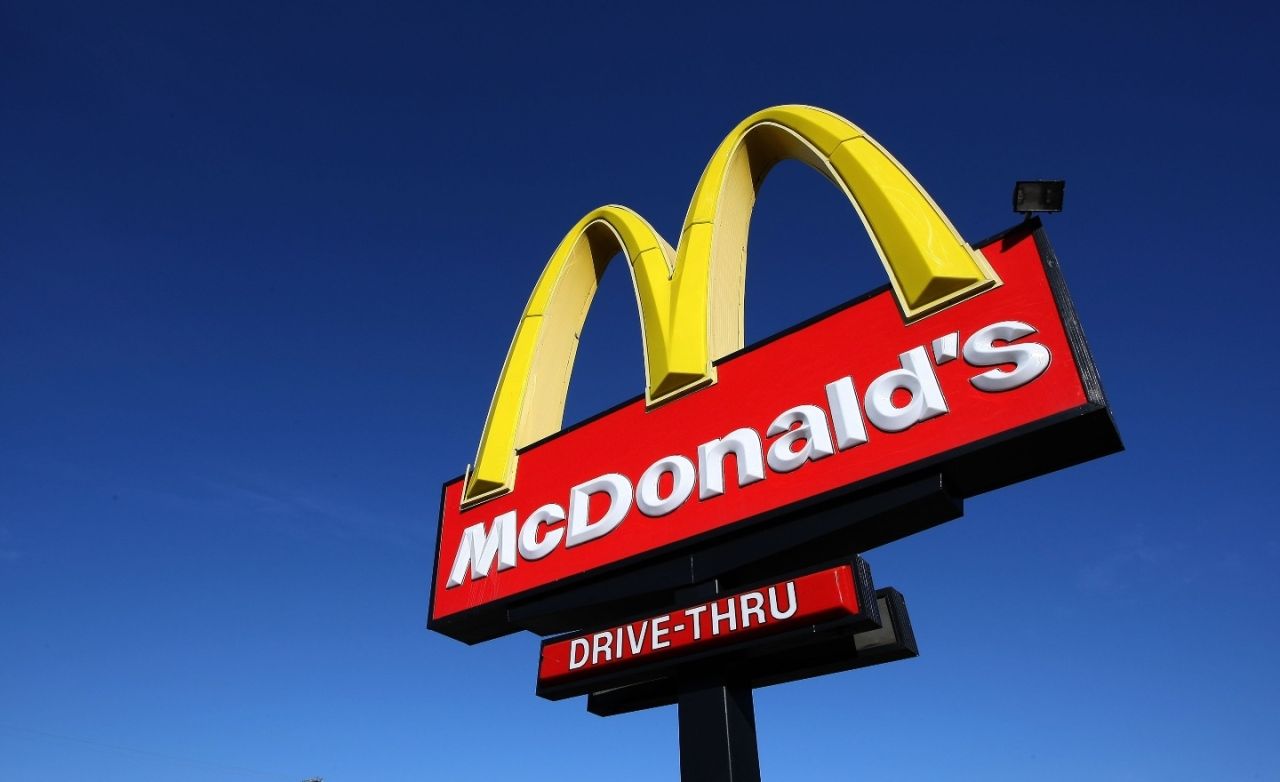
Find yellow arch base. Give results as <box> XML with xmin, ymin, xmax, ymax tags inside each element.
<box><xmin>462</xmin><ymin>105</ymin><xmax>999</xmax><ymax>507</ymax></box>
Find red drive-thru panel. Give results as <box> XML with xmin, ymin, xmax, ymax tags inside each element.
<box><xmin>539</xmin><ymin>563</ymin><xmax>871</xmax><ymax>693</ymax></box>
<box><xmin>431</xmin><ymin>224</ymin><xmax>1117</xmax><ymax>641</ymax></box>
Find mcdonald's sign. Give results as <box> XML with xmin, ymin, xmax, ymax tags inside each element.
<box><xmin>429</xmin><ymin>106</ymin><xmax>1120</xmax><ymax>643</ymax></box>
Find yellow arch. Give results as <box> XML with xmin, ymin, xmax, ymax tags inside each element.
<box><xmin>462</xmin><ymin>105</ymin><xmax>999</xmax><ymax>506</ymax></box>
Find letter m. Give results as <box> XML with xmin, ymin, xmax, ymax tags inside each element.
<box><xmin>446</xmin><ymin>511</ymin><xmax>516</xmax><ymax>588</ymax></box>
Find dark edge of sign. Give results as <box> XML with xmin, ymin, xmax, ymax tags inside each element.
<box><xmin>585</xmin><ymin>586</ymin><xmax>917</xmax><ymax>717</ymax></box>
<box><xmin>1031</xmin><ymin>222</ymin><xmax>1113</xmax><ymax>412</ymax></box>
<box><xmin>852</xmin><ymin>556</ymin><xmax>880</xmax><ymax>632</ymax></box>
<box><xmin>428</xmin><ymin>221</ymin><xmax>1124</xmax><ymax>642</ymax></box>
<box><xmin>424</xmin><ymin>478</ymin><xmax>446</xmax><ymax>630</ymax></box>
<box><xmin>534</xmin><ymin>557</ymin><xmax>880</xmax><ymax>701</ymax></box>
<box><xmin>883</xmin><ymin>587</ymin><xmax>917</xmax><ymax>658</ymax></box>
<box><xmin>426</xmin><ymin>470</ymin><xmax>507</xmax><ymax>638</ymax></box>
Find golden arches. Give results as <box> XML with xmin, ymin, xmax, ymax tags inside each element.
<box><xmin>462</xmin><ymin>105</ymin><xmax>999</xmax><ymax>506</ymax></box>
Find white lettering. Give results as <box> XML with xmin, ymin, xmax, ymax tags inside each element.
<box><xmin>740</xmin><ymin>592</ymin><xmax>766</xmax><ymax>628</ymax></box>
<box><xmin>636</xmin><ymin>455</ymin><xmax>697</xmax><ymax>517</ymax></box>
<box><xmin>768</xmin><ymin>582</ymin><xmax>797</xmax><ymax>620</ymax></box>
<box><xmin>566</xmin><ymin>473</ymin><xmax>633</xmax><ymax>548</ymax></box>
<box><xmin>697</xmin><ymin>428</ymin><xmax>766</xmax><ymax>499</ymax></box>
<box><xmin>963</xmin><ymin>321</ymin><xmax>1051</xmax><ymax>392</ymax></box>
<box><xmin>446</xmin><ymin>511</ymin><xmax>516</xmax><ymax>588</ymax></box>
<box><xmin>766</xmin><ymin>404</ymin><xmax>836</xmax><ymax>473</ymax></box>
<box><xmin>625</xmin><ymin>622</ymin><xmax>648</xmax><ymax>655</ymax></box>
<box><xmin>448</xmin><ymin>329</ymin><xmax>1048</xmax><ymax>588</ymax></box>
<box><xmin>591</xmin><ymin>631</ymin><xmax>612</xmax><ymax>665</ymax></box>
<box><xmin>684</xmin><ymin>604</ymin><xmax>708</xmax><ymax>640</ymax></box>
<box><xmin>864</xmin><ymin>346</ymin><xmax>948</xmax><ymax>432</ymax></box>
<box><xmin>518</xmin><ymin>503</ymin><xmax>565</xmax><ymax>561</ymax></box>
<box><xmin>569</xmin><ymin>637</ymin><xmax>590</xmax><ymax>669</ymax></box>
<box><xmin>932</xmin><ymin>332</ymin><xmax>959</xmax><ymax>364</ymax></box>
<box><xmin>825</xmin><ymin>376</ymin><xmax>868</xmax><ymax>450</ymax></box>
<box><xmin>710</xmin><ymin>599</ymin><xmax>738</xmax><ymax>635</ymax></box>
<box><xmin>652</xmin><ymin>615</ymin><xmax>672</xmax><ymax>649</ymax></box>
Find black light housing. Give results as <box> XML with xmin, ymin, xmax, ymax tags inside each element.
<box><xmin>1013</xmin><ymin>179</ymin><xmax>1065</xmax><ymax>215</ymax></box>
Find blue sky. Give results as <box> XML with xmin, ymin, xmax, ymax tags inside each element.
<box><xmin>2</xmin><ymin>1</ymin><xmax>1277</xmax><ymax>780</ymax></box>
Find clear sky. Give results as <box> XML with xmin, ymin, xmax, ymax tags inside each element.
<box><xmin>3</xmin><ymin>2</ymin><xmax>1278</xmax><ymax>780</ymax></box>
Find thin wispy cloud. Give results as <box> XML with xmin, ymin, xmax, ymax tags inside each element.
<box><xmin>2</xmin><ymin>455</ymin><xmax>434</xmax><ymax>554</ymax></box>
<box><xmin>1075</xmin><ymin>530</ymin><xmax>1184</xmax><ymax>594</ymax></box>
<box><xmin>197</xmin><ymin>478</ymin><xmax>432</xmax><ymax>551</ymax></box>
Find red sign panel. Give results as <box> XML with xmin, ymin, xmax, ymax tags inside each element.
<box><xmin>538</xmin><ymin>563</ymin><xmax>869</xmax><ymax>691</ymax></box>
<box><xmin>430</xmin><ymin>224</ymin><xmax>1114</xmax><ymax>640</ymax></box>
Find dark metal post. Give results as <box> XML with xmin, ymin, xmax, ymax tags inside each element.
<box><xmin>674</xmin><ymin>580</ymin><xmax>761</xmax><ymax>782</ymax></box>
<box><xmin>677</xmin><ymin>676</ymin><xmax>761</xmax><ymax>782</ymax></box>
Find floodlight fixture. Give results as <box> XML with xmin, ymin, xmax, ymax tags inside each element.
<box><xmin>1013</xmin><ymin>179</ymin><xmax>1065</xmax><ymax>217</ymax></box>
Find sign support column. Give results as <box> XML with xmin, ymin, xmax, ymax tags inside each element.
<box><xmin>673</xmin><ymin>581</ymin><xmax>761</xmax><ymax>782</ymax></box>
<box><xmin>678</xmin><ymin>675</ymin><xmax>760</xmax><ymax>782</ymax></box>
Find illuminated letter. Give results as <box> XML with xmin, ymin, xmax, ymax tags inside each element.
<box><xmin>865</xmin><ymin>346</ymin><xmax>948</xmax><ymax>433</ymax></box>
<box><xmin>652</xmin><ymin>615</ymin><xmax>672</xmax><ymax>649</ymax></box>
<box><xmin>964</xmin><ymin>321</ymin><xmax>1051</xmax><ymax>392</ymax></box>
<box><xmin>698</xmin><ymin>428</ymin><xmax>766</xmax><ymax>499</ymax></box>
<box><xmin>766</xmin><ymin>404</ymin><xmax>836</xmax><ymax>473</ymax></box>
<box><xmin>518</xmin><ymin>503</ymin><xmax>565</xmax><ymax>561</ymax></box>
<box><xmin>740</xmin><ymin>592</ymin><xmax>767</xmax><ymax>628</ymax></box>
<box><xmin>711</xmin><ymin>599</ymin><xmax>738</xmax><ymax>635</ymax></box>
<box><xmin>825</xmin><ymin>376</ymin><xmax>869</xmax><ymax>450</ymax></box>
<box><xmin>446</xmin><ymin>511</ymin><xmax>516</xmax><ymax>588</ymax></box>
<box><xmin>768</xmin><ymin>582</ymin><xmax>798</xmax><ymax>620</ymax></box>
<box><xmin>569</xmin><ymin>637</ymin><xmax>589</xmax><ymax>670</ymax></box>
<box><xmin>591</xmin><ymin>631</ymin><xmax>612</xmax><ymax>665</ymax></box>
<box><xmin>625</xmin><ymin>622</ymin><xmax>648</xmax><ymax>655</ymax></box>
<box><xmin>636</xmin><ymin>455</ymin><xmax>697</xmax><ymax>517</ymax></box>
<box><xmin>566</xmin><ymin>473</ymin><xmax>633</xmax><ymax>548</ymax></box>
<box><xmin>685</xmin><ymin>604</ymin><xmax>708</xmax><ymax>641</ymax></box>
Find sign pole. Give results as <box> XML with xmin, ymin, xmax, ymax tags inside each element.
<box><xmin>670</xmin><ymin>581</ymin><xmax>762</xmax><ymax>782</ymax></box>
<box><xmin>677</xmin><ymin>675</ymin><xmax>761</xmax><ymax>782</ymax></box>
